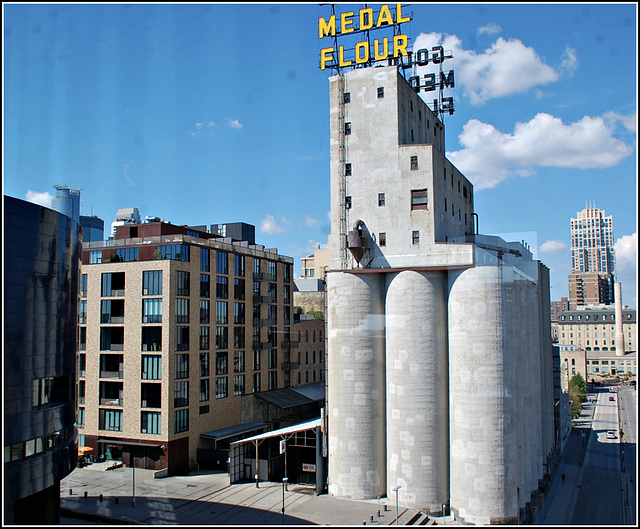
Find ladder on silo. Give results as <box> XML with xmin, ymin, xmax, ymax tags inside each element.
<box><xmin>337</xmin><ymin>74</ymin><xmax>348</xmax><ymax>269</ymax></box>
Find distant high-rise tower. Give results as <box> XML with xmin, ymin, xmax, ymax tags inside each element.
<box><xmin>80</xmin><ymin>215</ymin><xmax>105</xmax><ymax>243</ymax></box>
<box><xmin>568</xmin><ymin>204</ymin><xmax>616</xmax><ymax>307</ymax></box>
<box><xmin>51</xmin><ymin>184</ymin><xmax>81</xmax><ymax>223</ymax></box>
<box><xmin>110</xmin><ymin>207</ymin><xmax>141</xmax><ymax>237</ymax></box>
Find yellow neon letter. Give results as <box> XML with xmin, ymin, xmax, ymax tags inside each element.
<box><xmin>374</xmin><ymin>38</ymin><xmax>389</xmax><ymax>61</ymax></box>
<box><xmin>359</xmin><ymin>8</ymin><xmax>374</xmax><ymax>30</ymax></box>
<box><xmin>338</xmin><ymin>45</ymin><xmax>352</xmax><ymax>67</ymax></box>
<box><xmin>318</xmin><ymin>15</ymin><xmax>336</xmax><ymax>38</ymax></box>
<box><xmin>355</xmin><ymin>41</ymin><xmax>369</xmax><ymax>64</ymax></box>
<box><xmin>393</xmin><ymin>34</ymin><xmax>408</xmax><ymax>57</ymax></box>
<box><xmin>341</xmin><ymin>11</ymin><xmax>355</xmax><ymax>34</ymax></box>
<box><xmin>396</xmin><ymin>3</ymin><xmax>411</xmax><ymax>23</ymax></box>
<box><xmin>376</xmin><ymin>4</ymin><xmax>394</xmax><ymax>27</ymax></box>
<box><xmin>320</xmin><ymin>47</ymin><xmax>334</xmax><ymax>70</ymax></box>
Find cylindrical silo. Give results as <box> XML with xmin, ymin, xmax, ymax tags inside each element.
<box><xmin>448</xmin><ymin>265</ymin><xmax>519</xmax><ymax>525</ymax></box>
<box><xmin>385</xmin><ymin>270</ymin><xmax>449</xmax><ymax>513</ymax></box>
<box><xmin>326</xmin><ymin>270</ymin><xmax>386</xmax><ymax>499</ymax></box>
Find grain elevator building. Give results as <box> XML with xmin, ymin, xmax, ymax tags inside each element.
<box><xmin>325</xmin><ymin>65</ymin><xmax>556</xmax><ymax>525</ymax></box>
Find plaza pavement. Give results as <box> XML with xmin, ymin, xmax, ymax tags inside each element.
<box><xmin>60</xmin><ymin>464</ymin><xmax>440</xmax><ymax>526</ymax></box>
<box><xmin>60</xmin><ymin>392</ymin><xmax>616</xmax><ymax>527</ymax></box>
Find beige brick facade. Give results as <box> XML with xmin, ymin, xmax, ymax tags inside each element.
<box><xmin>77</xmin><ymin>223</ymin><xmax>294</xmax><ymax>474</ymax></box>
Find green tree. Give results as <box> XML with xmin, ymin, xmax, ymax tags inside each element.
<box><xmin>568</xmin><ymin>373</ymin><xmax>588</xmax><ymax>418</ymax></box>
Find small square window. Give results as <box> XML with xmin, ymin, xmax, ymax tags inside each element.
<box><xmin>377</xmin><ymin>87</ymin><xmax>384</xmax><ymax>98</ymax></box>
<box><xmin>412</xmin><ymin>231</ymin><xmax>420</xmax><ymax>245</ymax></box>
<box><xmin>344</xmin><ymin>92</ymin><xmax>350</xmax><ymax>104</ymax></box>
<box><xmin>411</xmin><ymin>156</ymin><xmax>418</xmax><ymax>170</ymax></box>
<box><xmin>344</xmin><ymin>122</ymin><xmax>351</xmax><ymax>135</ymax></box>
<box><xmin>411</xmin><ymin>189</ymin><xmax>428</xmax><ymax>210</ymax></box>
<box><xmin>379</xmin><ymin>233</ymin><xmax>386</xmax><ymax>247</ymax></box>
<box><xmin>345</xmin><ymin>163</ymin><xmax>352</xmax><ymax>176</ymax></box>
<box><xmin>378</xmin><ymin>193</ymin><xmax>385</xmax><ymax>207</ymax></box>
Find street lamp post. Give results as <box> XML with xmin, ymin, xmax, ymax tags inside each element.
<box><xmin>392</xmin><ymin>486</ymin><xmax>401</xmax><ymax>525</ymax></box>
<box><xmin>282</xmin><ymin>477</ymin><xmax>289</xmax><ymax>524</ymax></box>
<box><xmin>131</xmin><ymin>457</ymin><xmax>140</xmax><ymax>507</ymax></box>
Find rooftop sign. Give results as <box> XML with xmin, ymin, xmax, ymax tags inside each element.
<box><xmin>318</xmin><ymin>4</ymin><xmax>411</xmax><ymax>71</ymax></box>
<box><xmin>318</xmin><ymin>4</ymin><xmax>455</xmax><ymax>115</ymax></box>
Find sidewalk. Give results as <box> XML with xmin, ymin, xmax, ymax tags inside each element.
<box><xmin>61</xmin><ymin>464</ymin><xmax>452</xmax><ymax>525</ymax></box>
<box><xmin>534</xmin><ymin>393</ymin><xmax>595</xmax><ymax>525</ymax></box>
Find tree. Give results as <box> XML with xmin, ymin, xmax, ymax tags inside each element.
<box><xmin>569</xmin><ymin>373</ymin><xmax>588</xmax><ymax>418</ymax></box>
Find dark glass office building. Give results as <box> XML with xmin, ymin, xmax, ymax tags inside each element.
<box><xmin>80</xmin><ymin>214</ymin><xmax>105</xmax><ymax>243</ymax></box>
<box><xmin>3</xmin><ymin>196</ymin><xmax>81</xmax><ymax>524</ymax></box>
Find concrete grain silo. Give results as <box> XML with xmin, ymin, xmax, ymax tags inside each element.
<box><xmin>326</xmin><ymin>271</ymin><xmax>386</xmax><ymax>499</ymax></box>
<box><xmin>385</xmin><ymin>270</ymin><xmax>449</xmax><ymax>513</ymax></box>
<box><xmin>448</xmin><ymin>263</ymin><xmax>519</xmax><ymax>524</ymax></box>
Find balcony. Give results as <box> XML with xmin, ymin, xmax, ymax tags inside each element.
<box><xmin>100</xmin><ymin>398</ymin><xmax>123</xmax><ymax>407</ymax></box>
<box><xmin>100</xmin><ymin>370</ymin><xmax>123</xmax><ymax>379</ymax></box>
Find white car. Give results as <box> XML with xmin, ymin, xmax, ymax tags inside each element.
<box><xmin>606</xmin><ymin>430</ymin><xmax>617</xmax><ymax>439</ymax></box>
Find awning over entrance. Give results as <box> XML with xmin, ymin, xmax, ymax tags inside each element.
<box><xmin>230</xmin><ymin>417</ymin><xmax>321</xmax><ymax>446</ymax></box>
<box><xmin>228</xmin><ymin>417</ymin><xmax>324</xmax><ymax>489</ymax></box>
<box><xmin>202</xmin><ymin>421</ymin><xmax>269</xmax><ymax>442</ymax></box>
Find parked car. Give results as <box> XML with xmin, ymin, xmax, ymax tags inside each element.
<box><xmin>606</xmin><ymin>430</ymin><xmax>616</xmax><ymax>439</ymax></box>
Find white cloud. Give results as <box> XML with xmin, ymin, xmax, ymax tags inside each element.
<box><xmin>615</xmin><ymin>233</ymin><xmax>637</xmax><ymax>307</ymax></box>
<box><xmin>304</xmin><ymin>216</ymin><xmax>320</xmax><ymax>227</ymax></box>
<box><xmin>448</xmin><ymin>112</ymin><xmax>634</xmax><ymax>189</ymax></box>
<box><xmin>559</xmin><ymin>46</ymin><xmax>578</xmax><ymax>76</ymax></box>
<box><xmin>190</xmin><ymin>121</ymin><xmax>214</xmax><ymax>136</ymax></box>
<box><xmin>412</xmin><ymin>32</ymin><xmax>559</xmax><ymax>105</ymax></box>
<box><xmin>25</xmin><ymin>190</ymin><xmax>53</xmax><ymax>208</ymax></box>
<box><xmin>477</xmin><ymin>23</ymin><xmax>502</xmax><ymax>36</ymax></box>
<box><xmin>123</xmin><ymin>162</ymin><xmax>134</xmax><ymax>187</ymax></box>
<box><xmin>539</xmin><ymin>239</ymin><xmax>567</xmax><ymax>253</ymax></box>
<box><xmin>615</xmin><ymin>233</ymin><xmax>637</xmax><ymax>275</ymax></box>
<box><xmin>226</xmin><ymin>118</ymin><xmax>243</xmax><ymax>129</ymax></box>
<box><xmin>260</xmin><ymin>213</ymin><xmax>289</xmax><ymax>234</ymax></box>
<box><xmin>305</xmin><ymin>239</ymin><xmax>328</xmax><ymax>253</ymax></box>
<box><xmin>603</xmin><ymin>111</ymin><xmax>637</xmax><ymax>134</ymax></box>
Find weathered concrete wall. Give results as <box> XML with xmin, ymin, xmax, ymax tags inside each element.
<box><xmin>326</xmin><ymin>271</ymin><xmax>386</xmax><ymax>499</ymax></box>
<box><xmin>448</xmin><ymin>265</ymin><xmax>519</xmax><ymax>525</ymax></box>
<box><xmin>385</xmin><ymin>270</ymin><xmax>449</xmax><ymax>513</ymax></box>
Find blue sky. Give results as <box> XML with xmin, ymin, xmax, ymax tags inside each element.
<box><xmin>3</xmin><ymin>2</ymin><xmax>637</xmax><ymax>307</ymax></box>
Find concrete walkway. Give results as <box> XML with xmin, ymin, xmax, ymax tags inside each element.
<box><xmin>61</xmin><ymin>465</ymin><xmax>451</xmax><ymax>525</ymax></box>
<box><xmin>62</xmin><ymin>391</ymin><xmax>617</xmax><ymax>526</ymax></box>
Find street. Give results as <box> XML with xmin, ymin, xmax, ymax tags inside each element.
<box><xmin>536</xmin><ymin>383</ymin><xmax>636</xmax><ymax>526</ymax></box>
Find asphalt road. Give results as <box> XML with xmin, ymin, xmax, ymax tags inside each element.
<box><xmin>571</xmin><ymin>387</ymin><xmax>634</xmax><ymax>525</ymax></box>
